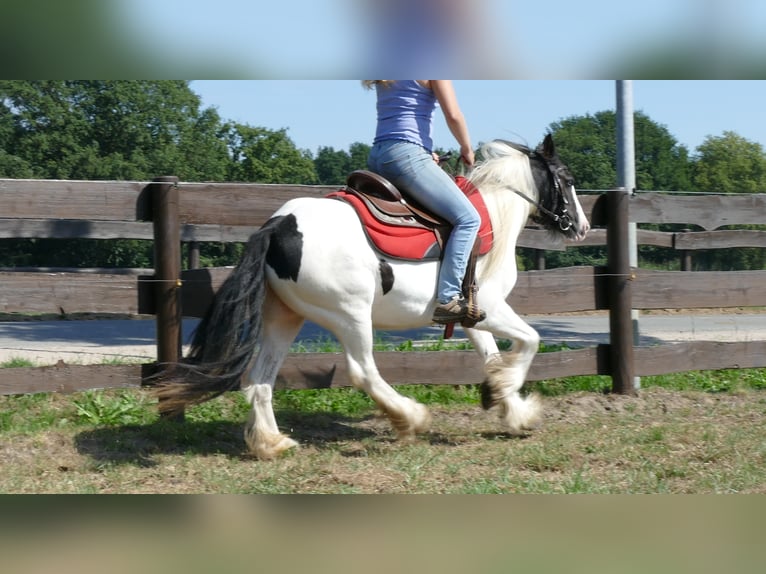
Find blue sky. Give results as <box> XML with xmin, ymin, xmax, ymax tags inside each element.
<box><xmin>190</xmin><ymin>80</ymin><xmax>766</xmax><ymax>155</ymax></box>
<box><xmin>124</xmin><ymin>1</ymin><xmax>766</xmax><ymax>78</ymax></box>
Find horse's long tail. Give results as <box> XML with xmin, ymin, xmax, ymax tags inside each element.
<box><xmin>153</xmin><ymin>224</ymin><xmax>275</xmax><ymax>416</ymax></box>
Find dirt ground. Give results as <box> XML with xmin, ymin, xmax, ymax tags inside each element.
<box><xmin>2</xmin><ymin>386</ymin><xmax>764</xmax><ymax>493</ymax></box>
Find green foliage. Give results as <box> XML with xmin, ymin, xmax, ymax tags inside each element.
<box><xmin>314</xmin><ymin>142</ymin><xmax>371</xmax><ymax>185</ymax></box>
<box><xmin>531</xmin><ymin>376</ymin><xmax>612</xmax><ymax>397</ymax></box>
<box><xmin>1</xmin><ymin>357</ymin><xmax>34</xmax><ymax>368</ymax></box>
<box><xmin>274</xmin><ymin>388</ymin><xmax>374</xmax><ymax>416</ymax></box>
<box><xmin>0</xmin><ymin>80</ymin><xmax>230</xmax><ymax>181</ymax></box>
<box><xmin>272</xmin><ymin>384</ymin><xmax>481</xmax><ymax>417</ymax></box>
<box><xmin>223</xmin><ymin>123</ymin><xmax>317</xmax><ymax>183</ymax></box>
<box><xmin>519</xmin><ymin>245</ymin><xmax>608</xmax><ymax>272</ymax></box>
<box><xmin>72</xmin><ymin>391</ymin><xmax>152</xmax><ymax>426</ymax></box>
<box><xmin>642</xmin><ymin>368</ymin><xmax>766</xmax><ymax>393</ymax></box>
<box><xmin>192</xmin><ymin>242</ymin><xmax>245</xmax><ymax>269</ymax></box>
<box><xmin>550</xmin><ymin>110</ymin><xmax>692</xmax><ymax>191</ymax></box>
<box><xmin>398</xmin><ymin>384</ymin><xmax>481</xmax><ymax>406</ymax></box>
<box><xmin>693</xmin><ymin>243</ymin><xmax>766</xmax><ymax>272</ymax></box>
<box><xmin>0</xmin><ymin>393</ymin><xmax>67</xmax><ymax>433</ymax></box>
<box><xmin>692</xmin><ymin>131</ymin><xmax>766</xmax><ymax>193</ymax></box>
<box><xmin>548</xmin><ymin>110</ymin><xmax>618</xmax><ymax>190</ymax></box>
<box><xmin>0</xmin><ymin>238</ymin><xmax>153</xmax><ymax>269</ymax></box>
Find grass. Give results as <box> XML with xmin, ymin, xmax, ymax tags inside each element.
<box><xmin>1</xmin><ymin>358</ymin><xmax>35</xmax><ymax>368</ymax></box>
<box><xmin>72</xmin><ymin>391</ymin><xmax>155</xmax><ymax>426</ymax></box>
<box><xmin>2</xmin><ymin>339</ymin><xmax>766</xmax><ymax>493</ymax></box>
<box><xmin>1</xmin><ymin>381</ymin><xmax>765</xmax><ymax>493</ymax></box>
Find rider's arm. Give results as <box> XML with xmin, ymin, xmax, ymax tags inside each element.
<box><xmin>430</xmin><ymin>80</ymin><xmax>475</xmax><ymax>167</ymax></box>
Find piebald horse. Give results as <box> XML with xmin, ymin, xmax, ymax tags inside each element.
<box><xmin>156</xmin><ymin>135</ymin><xmax>590</xmax><ymax>459</ymax></box>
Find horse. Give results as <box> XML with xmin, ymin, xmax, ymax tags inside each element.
<box><xmin>155</xmin><ymin>134</ymin><xmax>590</xmax><ymax>460</ymax></box>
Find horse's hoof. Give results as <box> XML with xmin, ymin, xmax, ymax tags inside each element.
<box><xmin>396</xmin><ymin>403</ymin><xmax>432</xmax><ymax>442</ymax></box>
<box><xmin>500</xmin><ymin>393</ymin><xmax>542</xmax><ymax>435</ymax></box>
<box><xmin>413</xmin><ymin>403</ymin><xmax>432</xmax><ymax>434</ymax></box>
<box><xmin>247</xmin><ymin>432</ymin><xmax>299</xmax><ymax>460</ymax></box>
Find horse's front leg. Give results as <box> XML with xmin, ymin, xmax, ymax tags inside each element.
<box><xmin>465</xmin><ymin>305</ymin><xmax>542</xmax><ymax>435</ymax></box>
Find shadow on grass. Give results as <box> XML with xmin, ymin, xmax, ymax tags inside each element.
<box><xmin>74</xmin><ymin>410</ymin><xmax>377</xmax><ymax>468</ymax></box>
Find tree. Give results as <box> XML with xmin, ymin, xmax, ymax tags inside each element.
<box><xmin>224</xmin><ymin>123</ymin><xmax>317</xmax><ymax>184</ymax></box>
<box><xmin>692</xmin><ymin>131</ymin><xmax>766</xmax><ymax>194</ymax></box>
<box><xmin>348</xmin><ymin>142</ymin><xmax>372</xmax><ymax>172</ymax></box>
<box><xmin>314</xmin><ymin>142</ymin><xmax>371</xmax><ymax>185</ymax></box>
<box><xmin>549</xmin><ymin>110</ymin><xmax>692</xmax><ymax>191</ymax></box>
<box><xmin>547</xmin><ymin>111</ymin><xmax>617</xmax><ymax>191</ymax></box>
<box><xmin>0</xmin><ymin>80</ymin><xmax>233</xmax><ymax>268</ymax></box>
<box><xmin>691</xmin><ymin>132</ymin><xmax>766</xmax><ymax>271</ymax></box>
<box><xmin>0</xmin><ymin>80</ymin><xmax>230</xmax><ymax>181</ymax></box>
<box><xmin>314</xmin><ymin>146</ymin><xmax>350</xmax><ymax>185</ymax></box>
<box><xmin>0</xmin><ymin>101</ymin><xmax>32</xmax><ymax>177</ymax></box>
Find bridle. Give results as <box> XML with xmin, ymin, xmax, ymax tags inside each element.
<box><xmin>444</xmin><ymin>142</ymin><xmax>574</xmax><ymax>232</ymax></box>
<box><xmin>510</xmin><ymin>153</ymin><xmax>573</xmax><ymax>233</ymax></box>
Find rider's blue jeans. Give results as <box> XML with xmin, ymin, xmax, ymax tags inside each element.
<box><xmin>368</xmin><ymin>139</ymin><xmax>481</xmax><ymax>304</ymax></box>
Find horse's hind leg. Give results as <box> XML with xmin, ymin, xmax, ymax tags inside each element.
<box><xmin>242</xmin><ymin>290</ymin><xmax>303</xmax><ymax>460</ymax></box>
<box><xmin>338</xmin><ymin>319</ymin><xmax>431</xmax><ymax>441</ymax></box>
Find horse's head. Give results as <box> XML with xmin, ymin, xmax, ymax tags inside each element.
<box><xmin>529</xmin><ymin>134</ymin><xmax>590</xmax><ymax>241</ymax></box>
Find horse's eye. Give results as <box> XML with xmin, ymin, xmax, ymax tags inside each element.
<box><xmin>566</xmin><ymin>179</ymin><xmax>575</xmax><ymax>187</ymax></box>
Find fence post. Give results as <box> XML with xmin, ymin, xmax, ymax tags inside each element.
<box><xmin>607</xmin><ymin>187</ymin><xmax>636</xmax><ymax>395</ymax></box>
<box><xmin>680</xmin><ymin>228</ymin><xmax>693</xmax><ymax>271</ymax></box>
<box><xmin>151</xmin><ymin>176</ymin><xmax>183</xmax><ymax>416</ymax></box>
<box><xmin>187</xmin><ymin>241</ymin><xmax>200</xmax><ymax>269</ymax></box>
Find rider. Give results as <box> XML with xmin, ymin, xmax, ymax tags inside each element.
<box><xmin>363</xmin><ymin>80</ymin><xmax>485</xmax><ymax>324</ymax></box>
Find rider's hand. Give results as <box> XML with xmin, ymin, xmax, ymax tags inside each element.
<box><xmin>461</xmin><ymin>147</ymin><xmax>475</xmax><ymax>168</ymax></box>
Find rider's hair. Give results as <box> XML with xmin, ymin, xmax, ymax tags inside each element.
<box><xmin>361</xmin><ymin>80</ymin><xmax>394</xmax><ymax>90</ymax></box>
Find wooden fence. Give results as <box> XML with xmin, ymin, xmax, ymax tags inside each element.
<box><xmin>1</xmin><ymin>177</ymin><xmax>766</xmax><ymax>397</ymax></box>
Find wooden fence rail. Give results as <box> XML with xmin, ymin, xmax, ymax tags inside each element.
<box><xmin>1</xmin><ymin>178</ymin><xmax>766</xmax><ymax>397</ymax></box>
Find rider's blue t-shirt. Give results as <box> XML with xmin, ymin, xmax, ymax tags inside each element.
<box><xmin>373</xmin><ymin>81</ymin><xmax>437</xmax><ymax>153</ymax></box>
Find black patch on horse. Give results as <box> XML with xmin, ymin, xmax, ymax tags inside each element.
<box><xmin>264</xmin><ymin>214</ymin><xmax>303</xmax><ymax>282</ymax></box>
<box><xmin>379</xmin><ymin>259</ymin><xmax>394</xmax><ymax>295</ymax></box>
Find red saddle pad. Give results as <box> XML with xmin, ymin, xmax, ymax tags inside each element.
<box><xmin>327</xmin><ymin>176</ymin><xmax>493</xmax><ymax>261</ymax></box>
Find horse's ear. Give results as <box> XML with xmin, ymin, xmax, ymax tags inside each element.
<box><xmin>541</xmin><ymin>133</ymin><xmax>556</xmax><ymax>158</ymax></box>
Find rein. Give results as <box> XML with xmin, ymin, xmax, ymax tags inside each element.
<box><xmin>509</xmin><ymin>186</ymin><xmax>571</xmax><ymax>232</ymax></box>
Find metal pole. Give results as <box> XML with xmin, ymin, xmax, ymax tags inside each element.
<box><xmin>616</xmin><ymin>81</ymin><xmax>636</xmax><ymax>193</ymax></box>
<box><xmin>615</xmin><ymin>80</ymin><xmax>640</xmax><ymax>392</ymax></box>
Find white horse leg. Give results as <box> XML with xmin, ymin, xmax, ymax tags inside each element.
<box><xmin>466</xmin><ymin>307</ymin><xmax>542</xmax><ymax>435</ymax></box>
<box><xmin>338</xmin><ymin>320</ymin><xmax>431</xmax><ymax>441</ymax></box>
<box><xmin>242</xmin><ymin>290</ymin><xmax>303</xmax><ymax>460</ymax></box>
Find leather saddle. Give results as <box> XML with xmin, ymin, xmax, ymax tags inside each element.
<box><xmin>329</xmin><ymin>170</ymin><xmax>492</xmax><ymax>260</ymax></box>
<box><xmin>341</xmin><ymin>170</ymin><xmax>452</xmax><ymax>255</ymax></box>
<box><xmin>327</xmin><ymin>170</ymin><xmax>492</xmax><ymax>330</ymax></box>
